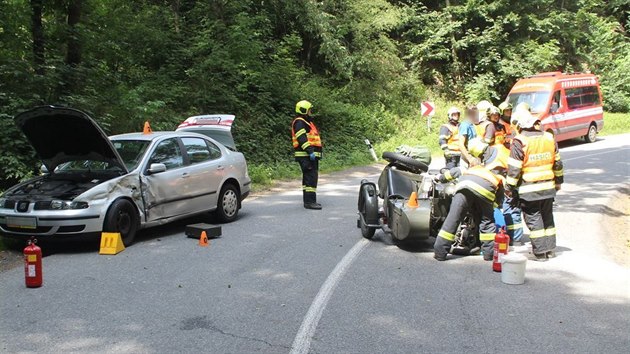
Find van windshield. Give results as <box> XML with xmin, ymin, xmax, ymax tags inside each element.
<box><xmin>507</xmin><ymin>91</ymin><xmax>550</xmax><ymax>114</ymax></box>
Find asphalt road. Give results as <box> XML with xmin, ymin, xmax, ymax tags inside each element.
<box><xmin>1</xmin><ymin>134</ymin><xmax>629</xmax><ymax>354</ymax></box>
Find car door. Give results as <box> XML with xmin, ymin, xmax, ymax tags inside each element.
<box><xmin>140</xmin><ymin>137</ymin><xmax>192</xmax><ymax>221</ymax></box>
<box><xmin>547</xmin><ymin>89</ymin><xmax>566</xmax><ymax>137</ymax></box>
<box><xmin>180</xmin><ymin>137</ymin><xmax>225</xmax><ymax>213</ymax></box>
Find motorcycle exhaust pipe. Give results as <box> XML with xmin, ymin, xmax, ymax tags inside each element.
<box><xmin>365</xmin><ymin>139</ymin><xmax>378</xmax><ymax>162</ymax></box>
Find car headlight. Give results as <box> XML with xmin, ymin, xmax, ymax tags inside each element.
<box><xmin>50</xmin><ymin>200</ymin><xmax>89</xmax><ymax>210</ymax></box>
<box><xmin>0</xmin><ymin>198</ymin><xmax>6</xmax><ymax>208</ymax></box>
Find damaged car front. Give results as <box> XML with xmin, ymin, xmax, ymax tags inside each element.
<box><xmin>0</xmin><ymin>106</ymin><xmax>140</xmax><ymax>242</ymax></box>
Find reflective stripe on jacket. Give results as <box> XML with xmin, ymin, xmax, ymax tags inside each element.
<box><xmin>292</xmin><ymin>117</ymin><xmax>322</xmax><ymax>158</ymax></box>
<box><xmin>457</xmin><ymin>166</ymin><xmax>501</xmax><ymax>202</ymax></box>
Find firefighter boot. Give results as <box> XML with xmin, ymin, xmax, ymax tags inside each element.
<box><xmin>433</xmin><ymin>235</ymin><xmax>453</xmax><ymax>261</ymax></box>
<box><xmin>304</xmin><ymin>192</ymin><xmax>322</xmax><ymax>210</ymax></box>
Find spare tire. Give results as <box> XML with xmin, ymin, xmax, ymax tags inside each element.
<box><xmin>382</xmin><ymin>151</ymin><xmax>429</xmax><ymax>174</ymax></box>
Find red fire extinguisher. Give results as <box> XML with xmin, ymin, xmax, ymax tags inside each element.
<box><xmin>493</xmin><ymin>227</ymin><xmax>509</xmax><ymax>272</ymax></box>
<box><xmin>24</xmin><ymin>237</ymin><xmax>43</xmax><ymax>288</ymax></box>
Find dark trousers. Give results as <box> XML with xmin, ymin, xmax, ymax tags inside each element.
<box><xmin>434</xmin><ymin>189</ymin><xmax>495</xmax><ymax>258</ymax></box>
<box><xmin>298</xmin><ymin>159</ymin><xmax>319</xmax><ymax>204</ymax></box>
<box><xmin>520</xmin><ymin>198</ymin><xmax>556</xmax><ymax>255</ymax></box>
<box><xmin>444</xmin><ymin>154</ymin><xmax>461</xmax><ymax>169</ymax></box>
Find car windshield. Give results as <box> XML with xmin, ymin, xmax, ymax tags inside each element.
<box><xmin>112</xmin><ymin>140</ymin><xmax>151</xmax><ymax>170</ymax></box>
<box><xmin>507</xmin><ymin>91</ymin><xmax>551</xmax><ymax>114</ymax></box>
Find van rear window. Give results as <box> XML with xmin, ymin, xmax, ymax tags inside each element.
<box><xmin>566</xmin><ymin>86</ymin><xmax>600</xmax><ymax>110</ymax></box>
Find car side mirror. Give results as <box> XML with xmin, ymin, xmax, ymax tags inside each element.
<box><xmin>40</xmin><ymin>165</ymin><xmax>49</xmax><ymax>174</ymax></box>
<box><xmin>148</xmin><ymin>163</ymin><xmax>167</xmax><ymax>174</ymax></box>
<box><xmin>550</xmin><ymin>102</ymin><xmax>559</xmax><ymax>113</ymax></box>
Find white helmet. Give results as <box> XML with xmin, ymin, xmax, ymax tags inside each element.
<box><xmin>447</xmin><ymin>106</ymin><xmax>461</xmax><ymax>121</ymax></box>
<box><xmin>476</xmin><ymin>100</ymin><xmax>492</xmax><ymax>122</ymax></box>
<box><xmin>514</xmin><ymin>110</ymin><xmax>539</xmax><ymax>129</ymax></box>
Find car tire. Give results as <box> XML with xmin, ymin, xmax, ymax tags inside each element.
<box><xmin>103</xmin><ymin>199</ymin><xmax>139</xmax><ymax>246</ymax></box>
<box><xmin>584</xmin><ymin>123</ymin><xmax>597</xmax><ymax>143</ymax></box>
<box><xmin>215</xmin><ymin>183</ymin><xmax>240</xmax><ymax>223</ymax></box>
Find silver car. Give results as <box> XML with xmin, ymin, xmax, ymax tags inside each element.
<box><xmin>0</xmin><ymin>106</ymin><xmax>251</xmax><ymax>245</ymax></box>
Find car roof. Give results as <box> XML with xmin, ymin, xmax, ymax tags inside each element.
<box><xmin>510</xmin><ymin>72</ymin><xmax>599</xmax><ymax>93</ymax></box>
<box><xmin>109</xmin><ymin>131</ymin><xmax>211</xmax><ymax>141</ymax></box>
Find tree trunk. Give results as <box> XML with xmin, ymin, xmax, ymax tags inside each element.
<box><xmin>31</xmin><ymin>0</ymin><xmax>45</xmax><ymax>75</ymax></box>
<box><xmin>65</xmin><ymin>0</ymin><xmax>82</xmax><ymax>67</ymax></box>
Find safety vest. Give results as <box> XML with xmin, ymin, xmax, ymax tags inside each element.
<box><xmin>291</xmin><ymin>117</ymin><xmax>322</xmax><ymax>158</ymax></box>
<box><xmin>484</xmin><ymin>145</ymin><xmax>510</xmax><ymax>177</ymax></box>
<box><xmin>494</xmin><ymin>121</ymin><xmax>509</xmax><ymax>146</ymax></box>
<box><xmin>441</xmin><ymin>123</ymin><xmax>460</xmax><ymax>152</ymax></box>
<box><xmin>458</xmin><ymin>166</ymin><xmax>501</xmax><ymax>202</ymax></box>
<box><xmin>517</xmin><ymin>132</ymin><xmax>556</xmax><ymax>183</ymax></box>
<box><xmin>497</xmin><ymin>120</ymin><xmax>513</xmax><ymax>147</ymax></box>
<box><xmin>475</xmin><ymin>120</ymin><xmax>491</xmax><ymax>139</ymax></box>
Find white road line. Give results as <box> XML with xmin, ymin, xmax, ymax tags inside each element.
<box><xmin>290</xmin><ymin>238</ymin><xmax>371</xmax><ymax>354</ymax></box>
<box><xmin>563</xmin><ymin>147</ymin><xmax>630</xmax><ymax>162</ymax></box>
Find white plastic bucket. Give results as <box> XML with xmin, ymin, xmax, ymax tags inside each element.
<box><xmin>500</xmin><ymin>253</ymin><xmax>527</xmax><ymax>285</ymax></box>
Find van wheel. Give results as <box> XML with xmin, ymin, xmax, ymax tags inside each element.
<box><xmin>584</xmin><ymin>124</ymin><xmax>597</xmax><ymax>143</ymax></box>
<box><xmin>103</xmin><ymin>199</ymin><xmax>139</xmax><ymax>246</ymax></box>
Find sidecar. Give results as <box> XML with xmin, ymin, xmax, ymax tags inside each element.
<box><xmin>357</xmin><ymin>151</ymin><xmax>457</xmax><ymax>242</ymax></box>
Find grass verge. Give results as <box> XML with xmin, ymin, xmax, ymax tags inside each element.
<box><xmin>248</xmin><ymin>150</ymin><xmax>373</xmax><ymax>193</ymax></box>
<box><xmin>601</xmin><ymin>112</ymin><xmax>630</xmax><ymax>136</ymax></box>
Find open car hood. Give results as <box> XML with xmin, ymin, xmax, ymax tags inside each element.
<box><xmin>15</xmin><ymin>106</ymin><xmax>128</xmax><ymax>173</ymax></box>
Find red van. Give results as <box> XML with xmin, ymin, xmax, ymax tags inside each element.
<box><xmin>506</xmin><ymin>72</ymin><xmax>604</xmax><ymax>142</ymax></box>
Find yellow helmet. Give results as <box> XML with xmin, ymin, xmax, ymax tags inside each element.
<box><xmin>468</xmin><ymin>138</ymin><xmax>488</xmax><ymax>158</ymax></box>
<box><xmin>296</xmin><ymin>100</ymin><xmax>313</xmax><ymax>115</ymax></box>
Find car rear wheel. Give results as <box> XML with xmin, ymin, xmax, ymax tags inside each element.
<box><xmin>215</xmin><ymin>184</ymin><xmax>239</xmax><ymax>223</ymax></box>
<box><xmin>103</xmin><ymin>199</ymin><xmax>139</xmax><ymax>246</ymax></box>
<box><xmin>584</xmin><ymin>124</ymin><xmax>597</xmax><ymax>143</ymax></box>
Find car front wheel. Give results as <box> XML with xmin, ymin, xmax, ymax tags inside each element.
<box><xmin>215</xmin><ymin>184</ymin><xmax>240</xmax><ymax>223</ymax></box>
<box><xmin>103</xmin><ymin>199</ymin><xmax>139</xmax><ymax>246</ymax></box>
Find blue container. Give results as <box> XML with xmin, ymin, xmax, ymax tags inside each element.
<box><xmin>494</xmin><ymin>208</ymin><xmax>506</xmax><ymax>228</ymax></box>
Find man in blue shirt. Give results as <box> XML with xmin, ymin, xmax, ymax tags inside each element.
<box><xmin>457</xmin><ymin>105</ymin><xmax>480</xmax><ymax>166</ymax></box>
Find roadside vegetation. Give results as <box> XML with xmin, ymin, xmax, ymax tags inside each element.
<box><xmin>1</xmin><ymin>1</ymin><xmax>628</xmax><ymax>191</ymax></box>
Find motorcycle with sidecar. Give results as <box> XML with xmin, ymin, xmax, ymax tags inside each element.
<box><xmin>357</xmin><ymin>149</ymin><xmax>480</xmax><ymax>255</ymax></box>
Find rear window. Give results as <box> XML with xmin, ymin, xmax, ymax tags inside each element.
<box><xmin>565</xmin><ymin>86</ymin><xmax>601</xmax><ymax>110</ymax></box>
<box><xmin>179</xmin><ymin>128</ymin><xmax>236</xmax><ymax>151</ymax></box>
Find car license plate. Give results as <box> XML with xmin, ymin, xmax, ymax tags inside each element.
<box><xmin>6</xmin><ymin>216</ymin><xmax>37</xmax><ymax>229</ymax></box>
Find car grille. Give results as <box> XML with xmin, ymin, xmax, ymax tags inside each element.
<box><xmin>34</xmin><ymin>201</ymin><xmax>52</xmax><ymax>210</ymax></box>
<box><xmin>0</xmin><ymin>224</ymin><xmax>53</xmax><ymax>234</ymax></box>
<box><xmin>58</xmin><ymin>225</ymin><xmax>85</xmax><ymax>233</ymax></box>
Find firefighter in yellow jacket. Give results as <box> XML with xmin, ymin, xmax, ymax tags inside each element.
<box><xmin>506</xmin><ymin>110</ymin><xmax>563</xmax><ymax>261</ymax></box>
<box><xmin>439</xmin><ymin>107</ymin><xmax>462</xmax><ymax>169</ymax></box>
<box><xmin>291</xmin><ymin>100</ymin><xmax>323</xmax><ymax>210</ymax></box>
<box><xmin>433</xmin><ymin>139</ymin><xmax>510</xmax><ymax>261</ymax></box>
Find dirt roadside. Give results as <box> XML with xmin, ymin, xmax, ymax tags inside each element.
<box><xmin>602</xmin><ymin>186</ymin><xmax>630</xmax><ymax>268</ymax></box>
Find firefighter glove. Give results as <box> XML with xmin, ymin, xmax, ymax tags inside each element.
<box><xmin>309</xmin><ymin>152</ymin><xmax>317</xmax><ymax>161</ymax></box>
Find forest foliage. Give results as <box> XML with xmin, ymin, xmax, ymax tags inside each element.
<box><xmin>0</xmin><ymin>0</ymin><xmax>628</xmax><ymax>187</ymax></box>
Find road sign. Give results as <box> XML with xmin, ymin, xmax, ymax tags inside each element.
<box><xmin>421</xmin><ymin>101</ymin><xmax>435</xmax><ymax>116</ymax></box>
